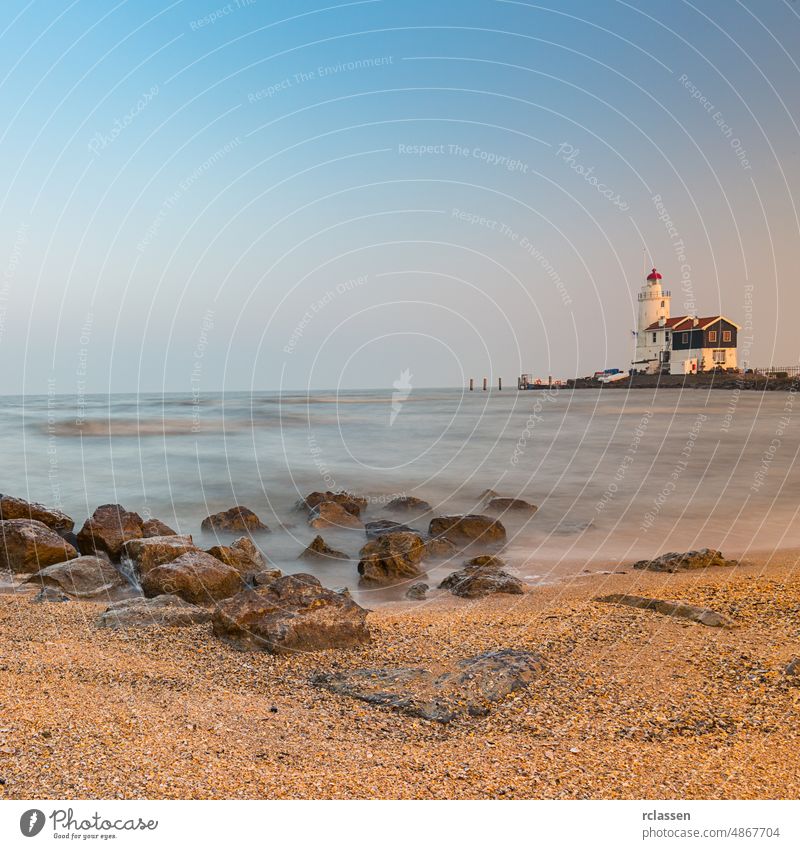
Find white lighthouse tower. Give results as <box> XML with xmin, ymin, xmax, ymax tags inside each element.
<box><xmin>633</xmin><ymin>268</ymin><xmax>671</xmax><ymax>374</ymax></box>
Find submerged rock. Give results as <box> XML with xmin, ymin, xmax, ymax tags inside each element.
<box><xmin>439</xmin><ymin>557</ymin><xmax>524</xmax><ymax>598</ymax></box>
<box><xmin>358</xmin><ymin>531</ymin><xmax>426</xmax><ymax>585</ymax></box>
<box><xmin>298</xmin><ymin>535</ymin><xmax>349</xmax><ymax>562</ymax></box>
<box><xmin>142</xmin><ymin>518</ymin><xmax>177</xmax><ymax>537</ymax></box>
<box><xmin>77</xmin><ymin>504</ymin><xmax>145</xmax><ymax>559</ymax></box>
<box><xmin>122</xmin><ymin>535</ymin><xmax>198</xmax><ymax>578</ymax></box>
<box><xmin>596</xmin><ymin>594</ymin><xmax>736</xmax><ymax>628</ymax></box>
<box><xmin>201</xmin><ymin>506</ymin><xmax>269</xmax><ymax>534</ymax></box>
<box><xmin>632</xmin><ymin>549</ymin><xmax>737</xmax><ymax>573</ymax></box>
<box><xmin>485</xmin><ymin>497</ymin><xmax>537</xmax><ymax>514</ymax></box>
<box><xmin>207</xmin><ymin>537</ymin><xmax>267</xmax><ymax>575</ymax></box>
<box><xmin>428</xmin><ymin>514</ymin><xmax>506</xmax><ymax>546</ymax></box>
<box><xmin>308</xmin><ymin>501</ymin><xmax>364</xmax><ymax>530</ymax></box>
<box><xmin>212</xmin><ymin>574</ymin><xmax>370</xmax><ymax>653</ymax></box>
<box><xmin>314</xmin><ymin>648</ymin><xmax>544</xmax><ymax>723</ymax></box>
<box><xmin>0</xmin><ymin>494</ymin><xmax>74</xmax><ymax>535</ymax></box>
<box><xmin>298</xmin><ymin>490</ymin><xmax>367</xmax><ymax>517</ymax></box>
<box><xmin>29</xmin><ymin>556</ymin><xmax>129</xmax><ymax>598</ymax></box>
<box><xmin>0</xmin><ymin>519</ymin><xmax>78</xmax><ymax>573</ymax></box>
<box><xmin>141</xmin><ymin>550</ymin><xmax>244</xmax><ymax>604</ymax></box>
<box><xmin>385</xmin><ymin>496</ymin><xmax>432</xmax><ymax>514</ymax></box>
<box><xmin>97</xmin><ymin>595</ymin><xmax>212</xmax><ymax>629</ymax></box>
<box><xmin>364</xmin><ymin>519</ymin><xmax>412</xmax><ymax>539</ymax></box>
<box><xmin>32</xmin><ymin>587</ymin><xmax>70</xmax><ymax>604</ymax></box>
<box><xmin>405</xmin><ymin>582</ymin><xmax>429</xmax><ymax>600</ymax></box>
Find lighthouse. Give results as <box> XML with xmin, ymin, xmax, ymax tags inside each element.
<box><xmin>632</xmin><ymin>268</ymin><xmax>672</xmax><ymax>374</ymax></box>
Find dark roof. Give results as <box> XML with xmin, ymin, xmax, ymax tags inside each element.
<box><xmin>644</xmin><ymin>315</ymin><xmax>741</xmax><ymax>331</ymax></box>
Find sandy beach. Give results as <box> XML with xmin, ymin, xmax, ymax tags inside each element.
<box><xmin>1</xmin><ymin>550</ymin><xmax>799</xmax><ymax>800</ymax></box>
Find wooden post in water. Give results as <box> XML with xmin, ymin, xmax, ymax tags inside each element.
<box><xmin>498</xmin><ymin>377</ymin><xmax>502</xmax><ymax>390</ymax></box>
<box><xmin>548</xmin><ymin>375</ymin><xmax>552</xmax><ymax>388</ymax></box>
<box><xmin>469</xmin><ymin>378</ymin><xmax>474</xmax><ymax>391</ymax></box>
<box><xmin>483</xmin><ymin>377</ymin><xmax>488</xmax><ymax>391</ymax></box>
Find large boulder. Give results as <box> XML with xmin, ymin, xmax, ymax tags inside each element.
<box><xmin>140</xmin><ymin>551</ymin><xmax>244</xmax><ymax>604</ymax></box>
<box><xmin>0</xmin><ymin>519</ymin><xmax>78</xmax><ymax>573</ymax></box>
<box><xmin>358</xmin><ymin>531</ymin><xmax>426</xmax><ymax>584</ymax></box>
<box><xmin>206</xmin><ymin>537</ymin><xmax>266</xmax><ymax>575</ymax></box>
<box><xmin>385</xmin><ymin>495</ymin><xmax>431</xmax><ymax>514</ymax></box>
<box><xmin>632</xmin><ymin>549</ymin><xmax>737</xmax><ymax>573</ymax></box>
<box><xmin>314</xmin><ymin>648</ymin><xmax>544</xmax><ymax>723</ymax></box>
<box><xmin>121</xmin><ymin>535</ymin><xmax>198</xmax><ymax>578</ymax></box>
<box><xmin>77</xmin><ymin>504</ymin><xmax>144</xmax><ymax>559</ymax></box>
<box><xmin>96</xmin><ymin>595</ymin><xmax>212</xmax><ymax>630</ymax></box>
<box><xmin>308</xmin><ymin>501</ymin><xmax>364</xmax><ymax>530</ymax></box>
<box><xmin>0</xmin><ymin>494</ymin><xmax>74</xmax><ymax>535</ymax></box>
<box><xmin>201</xmin><ymin>506</ymin><xmax>269</xmax><ymax>534</ymax></box>
<box><xmin>298</xmin><ymin>491</ymin><xmax>367</xmax><ymax>517</ymax></box>
<box><xmin>596</xmin><ymin>594</ymin><xmax>736</xmax><ymax>628</ymax></box>
<box><xmin>142</xmin><ymin>518</ymin><xmax>177</xmax><ymax>537</ymax></box>
<box><xmin>28</xmin><ymin>556</ymin><xmax>129</xmax><ymax>598</ymax></box>
<box><xmin>298</xmin><ymin>535</ymin><xmax>348</xmax><ymax>562</ymax></box>
<box><xmin>428</xmin><ymin>514</ymin><xmax>506</xmax><ymax>546</ymax></box>
<box><xmin>485</xmin><ymin>497</ymin><xmax>537</xmax><ymax>514</ymax></box>
<box><xmin>364</xmin><ymin>519</ymin><xmax>412</xmax><ymax>539</ymax></box>
<box><xmin>439</xmin><ymin>556</ymin><xmax>524</xmax><ymax>598</ymax></box>
<box><xmin>212</xmin><ymin>574</ymin><xmax>371</xmax><ymax>653</ymax></box>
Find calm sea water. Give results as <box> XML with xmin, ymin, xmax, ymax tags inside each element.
<box><xmin>2</xmin><ymin>387</ymin><xmax>798</xmax><ymax>598</ymax></box>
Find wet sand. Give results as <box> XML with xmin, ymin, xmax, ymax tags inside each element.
<box><xmin>0</xmin><ymin>551</ymin><xmax>799</xmax><ymax>799</ymax></box>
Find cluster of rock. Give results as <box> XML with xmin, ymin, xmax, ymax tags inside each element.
<box><xmin>632</xmin><ymin>549</ymin><xmax>738</xmax><ymax>573</ymax></box>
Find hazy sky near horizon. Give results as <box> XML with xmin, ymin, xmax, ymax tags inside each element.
<box><xmin>0</xmin><ymin>0</ymin><xmax>798</xmax><ymax>394</ymax></box>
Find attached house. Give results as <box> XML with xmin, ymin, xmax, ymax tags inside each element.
<box><xmin>643</xmin><ymin>315</ymin><xmax>740</xmax><ymax>375</ymax></box>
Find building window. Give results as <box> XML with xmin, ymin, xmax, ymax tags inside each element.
<box><xmin>713</xmin><ymin>349</ymin><xmax>726</xmax><ymax>364</ymax></box>
<box><xmin>661</xmin><ymin>300</ymin><xmax>665</xmax><ymax>307</ymax></box>
<box><xmin>723</xmin><ymin>330</ymin><xmax>732</xmax><ymax>342</ymax></box>
<box><xmin>665</xmin><ymin>332</ymin><xmax>670</xmax><ymax>342</ymax></box>
<box><xmin>682</xmin><ymin>333</ymin><xmax>689</xmax><ymax>343</ymax></box>
<box><xmin>652</xmin><ymin>333</ymin><xmax>657</xmax><ymax>343</ymax></box>
<box><xmin>708</xmin><ymin>330</ymin><xmax>717</xmax><ymax>342</ymax></box>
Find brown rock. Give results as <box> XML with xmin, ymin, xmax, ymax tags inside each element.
<box><xmin>29</xmin><ymin>556</ymin><xmax>129</xmax><ymax>598</ymax></box>
<box><xmin>299</xmin><ymin>535</ymin><xmax>348</xmax><ymax>562</ymax></box>
<box><xmin>632</xmin><ymin>549</ymin><xmax>738</xmax><ymax>573</ymax></box>
<box><xmin>0</xmin><ymin>494</ymin><xmax>74</xmax><ymax>534</ymax></box>
<box><xmin>142</xmin><ymin>518</ymin><xmax>177</xmax><ymax>537</ymax></box>
<box><xmin>358</xmin><ymin>531</ymin><xmax>426</xmax><ymax>585</ymax></box>
<box><xmin>299</xmin><ymin>491</ymin><xmax>367</xmax><ymax>517</ymax></box>
<box><xmin>365</xmin><ymin>519</ymin><xmax>412</xmax><ymax>539</ymax></box>
<box><xmin>212</xmin><ymin>574</ymin><xmax>370</xmax><ymax>653</ymax></box>
<box><xmin>141</xmin><ymin>551</ymin><xmax>244</xmax><ymax>604</ymax></box>
<box><xmin>596</xmin><ymin>593</ymin><xmax>736</xmax><ymax>628</ymax></box>
<box><xmin>121</xmin><ymin>535</ymin><xmax>198</xmax><ymax>578</ymax></box>
<box><xmin>485</xmin><ymin>497</ymin><xmax>537</xmax><ymax>513</ymax></box>
<box><xmin>0</xmin><ymin>519</ymin><xmax>78</xmax><ymax>573</ymax></box>
<box><xmin>405</xmin><ymin>582</ymin><xmax>429</xmax><ymax>600</ymax></box>
<box><xmin>308</xmin><ymin>501</ymin><xmax>364</xmax><ymax>530</ymax></box>
<box><xmin>439</xmin><ymin>558</ymin><xmax>524</xmax><ymax>598</ymax></box>
<box><xmin>201</xmin><ymin>506</ymin><xmax>269</xmax><ymax>534</ymax></box>
<box><xmin>428</xmin><ymin>514</ymin><xmax>506</xmax><ymax>546</ymax></box>
<box><xmin>207</xmin><ymin>537</ymin><xmax>267</xmax><ymax>575</ymax></box>
<box><xmin>77</xmin><ymin>504</ymin><xmax>144</xmax><ymax>559</ymax></box>
<box><xmin>423</xmin><ymin>536</ymin><xmax>458</xmax><ymax>559</ymax></box>
<box><xmin>96</xmin><ymin>595</ymin><xmax>212</xmax><ymax>629</ymax></box>
<box><xmin>385</xmin><ymin>496</ymin><xmax>431</xmax><ymax>514</ymax></box>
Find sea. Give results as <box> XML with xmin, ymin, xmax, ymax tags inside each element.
<box><xmin>1</xmin><ymin>386</ymin><xmax>798</xmax><ymax>601</ymax></box>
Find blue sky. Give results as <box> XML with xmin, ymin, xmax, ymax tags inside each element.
<box><xmin>0</xmin><ymin>0</ymin><xmax>798</xmax><ymax>392</ymax></box>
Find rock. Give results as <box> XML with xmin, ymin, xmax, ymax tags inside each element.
<box><xmin>96</xmin><ymin>595</ymin><xmax>212</xmax><ymax>629</ymax></box>
<box><xmin>207</xmin><ymin>537</ymin><xmax>267</xmax><ymax>575</ymax></box>
<box><xmin>142</xmin><ymin>518</ymin><xmax>177</xmax><ymax>537</ymax></box>
<box><xmin>405</xmin><ymin>582</ymin><xmax>429</xmax><ymax>600</ymax></box>
<box><xmin>632</xmin><ymin>549</ymin><xmax>737</xmax><ymax>573</ymax></box>
<box><xmin>32</xmin><ymin>587</ymin><xmax>70</xmax><ymax>604</ymax></box>
<box><xmin>0</xmin><ymin>494</ymin><xmax>74</xmax><ymax>535</ymax></box>
<box><xmin>121</xmin><ymin>535</ymin><xmax>198</xmax><ymax>578</ymax></box>
<box><xmin>298</xmin><ymin>535</ymin><xmax>348</xmax><ymax>562</ymax></box>
<box><xmin>385</xmin><ymin>496</ymin><xmax>432</xmax><ymax>514</ymax></box>
<box><xmin>423</xmin><ymin>536</ymin><xmax>458</xmax><ymax>559</ymax></box>
<box><xmin>314</xmin><ymin>648</ymin><xmax>544</xmax><ymax>723</ymax></box>
<box><xmin>596</xmin><ymin>594</ymin><xmax>736</xmax><ymax>628</ymax></box>
<box><xmin>298</xmin><ymin>491</ymin><xmax>367</xmax><ymax>517</ymax></box>
<box><xmin>249</xmin><ymin>568</ymin><xmax>283</xmax><ymax>587</ymax></box>
<box><xmin>479</xmin><ymin>488</ymin><xmax>499</xmax><ymax>503</ymax></box>
<box><xmin>201</xmin><ymin>506</ymin><xmax>269</xmax><ymax>534</ymax></box>
<box><xmin>428</xmin><ymin>514</ymin><xmax>506</xmax><ymax>546</ymax></box>
<box><xmin>28</xmin><ymin>556</ymin><xmax>129</xmax><ymax>598</ymax></box>
<box><xmin>212</xmin><ymin>574</ymin><xmax>370</xmax><ymax>653</ymax></box>
<box><xmin>439</xmin><ymin>558</ymin><xmax>524</xmax><ymax>598</ymax></box>
<box><xmin>784</xmin><ymin>657</ymin><xmax>800</xmax><ymax>677</ymax></box>
<box><xmin>552</xmin><ymin>519</ymin><xmax>595</xmax><ymax>535</ymax></box>
<box><xmin>77</xmin><ymin>504</ymin><xmax>145</xmax><ymax>559</ymax></box>
<box><xmin>485</xmin><ymin>497</ymin><xmax>537</xmax><ymax>513</ymax></box>
<box><xmin>0</xmin><ymin>519</ymin><xmax>79</xmax><ymax>573</ymax></box>
<box><xmin>141</xmin><ymin>551</ymin><xmax>244</xmax><ymax>604</ymax></box>
<box><xmin>308</xmin><ymin>501</ymin><xmax>364</xmax><ymax>530</ymax></box>
<box><xmin>364</xmin><ymin>519</ymin><xmax>412</xmax><ymax>539</ymax></box>
<box><xmin>358</xmin><ymin>531</ymin><xmax>426</xmax><ymax>584</ymax></box>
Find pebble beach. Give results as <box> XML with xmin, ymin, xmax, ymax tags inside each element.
<box><xmin>1</xmin><ymin>551</ymin><xmax>799</xmax><ymax>800</ymax></box>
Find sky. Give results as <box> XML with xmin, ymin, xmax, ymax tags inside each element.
<box><xmin>0</xmin><ymin>0</ymin><xmax>798</xmax><ymax>394</ymax></box>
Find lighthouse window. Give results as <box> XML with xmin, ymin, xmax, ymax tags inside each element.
<box><xmin>708</xmin><ymin>330</ymin><xmax>717</xmax><ymax>342</ymax></box>
<box><xmin>652</xmin><ymin>333</ymin><xmax>657</xmax><ymax>343</ymax></box>
<box><xmin>723</xmin><ymin>330</ymin><xmax>732</xmax><ymax>342</ymax></box>
<box><xmin>661</xmin><ymin>300</ymin><xmax>665</xmax><ymax>307</ymax></box>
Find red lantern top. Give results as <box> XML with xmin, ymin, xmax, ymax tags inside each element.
<box><xmin>647</xmin><ymin>268</ymin><xmax>662</xmax><ymax>281</ymax></box>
